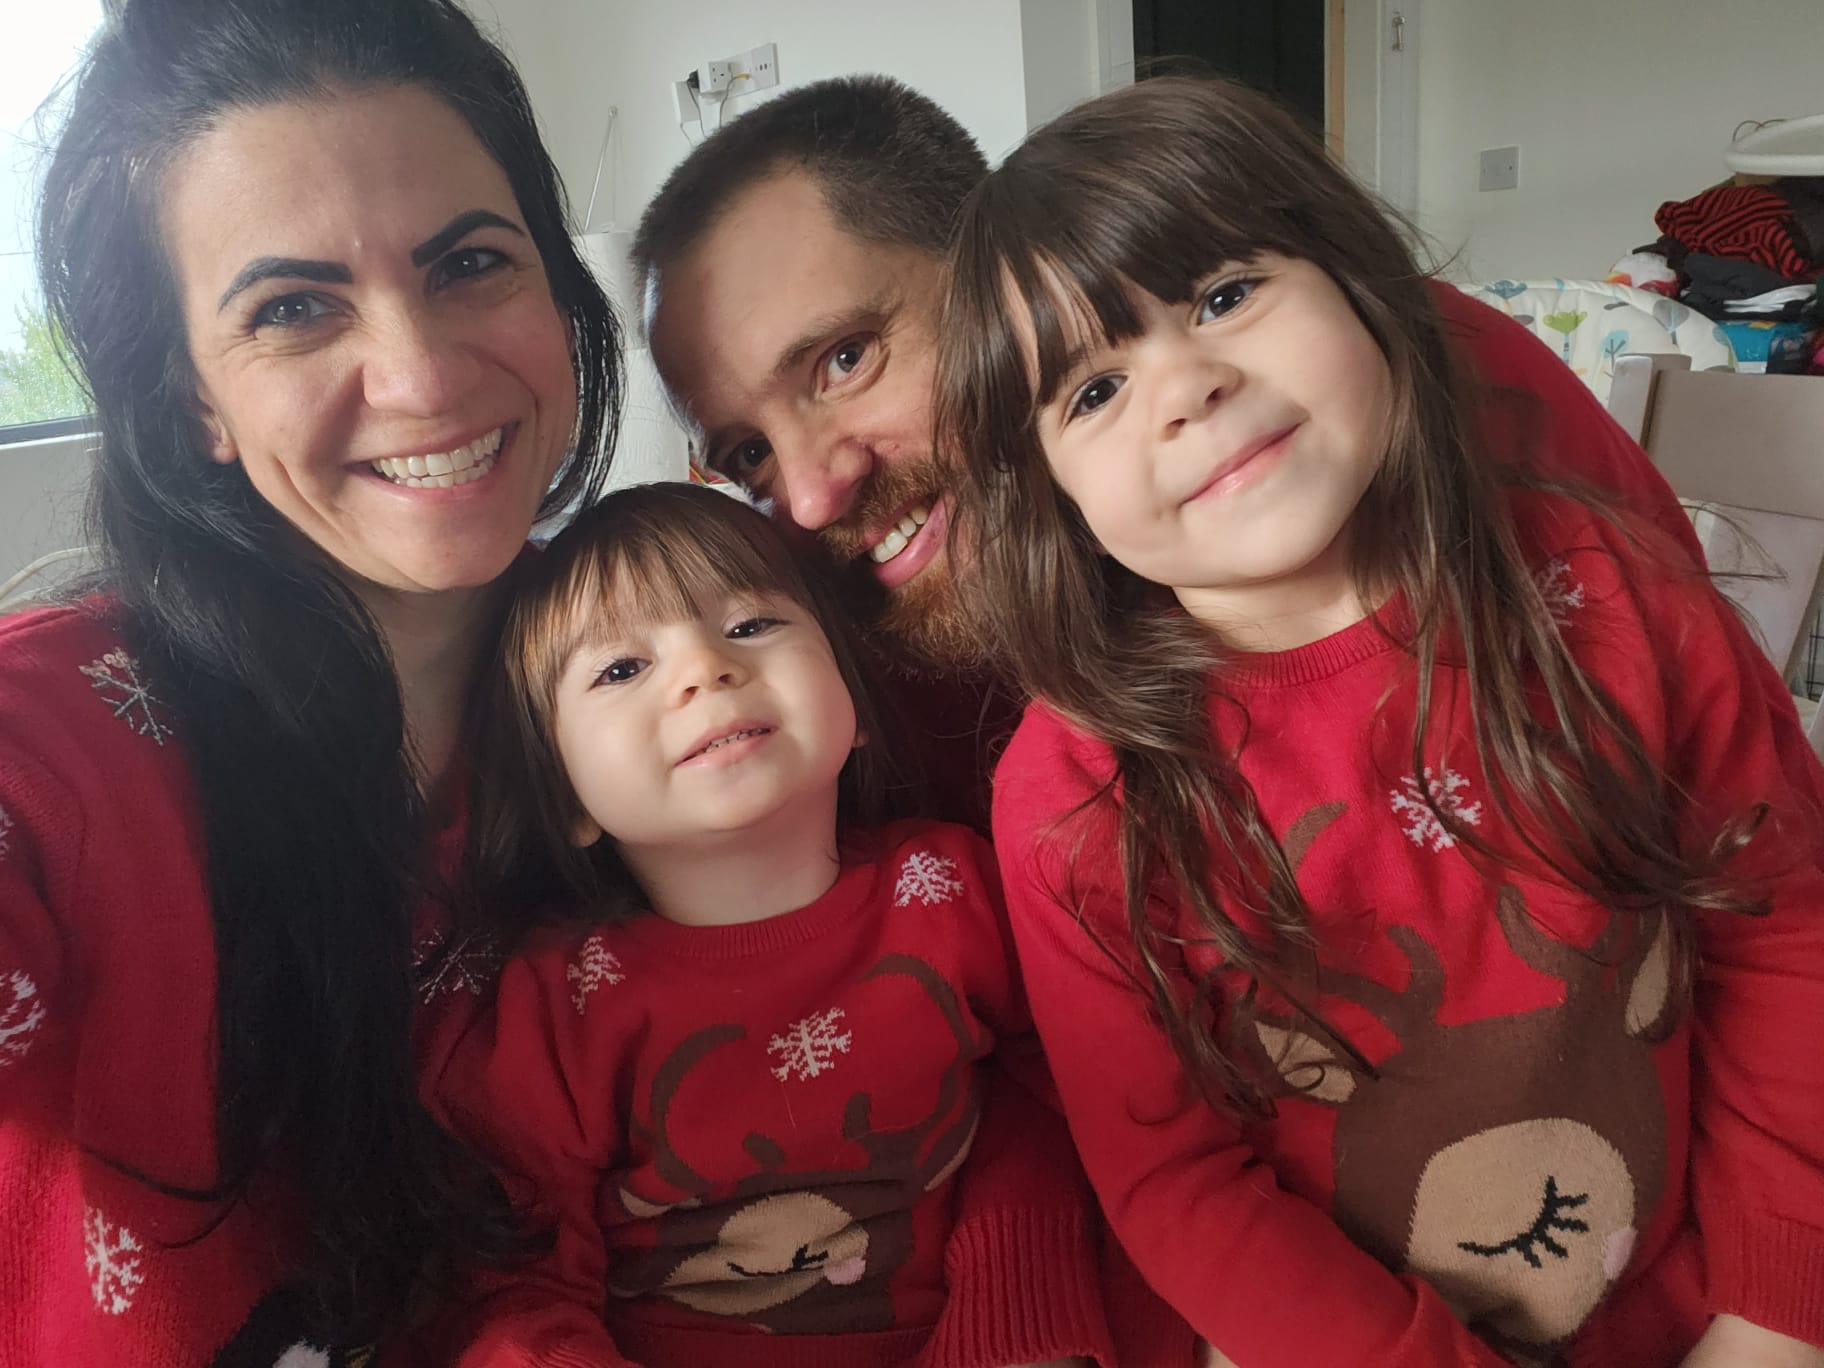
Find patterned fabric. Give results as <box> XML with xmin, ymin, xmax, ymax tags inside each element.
<box><xmin>0</xmin><ymin>602</ymin><xmax>476</xmax><ymax>1367</ymax></box>
<box><xmin>427</xmin><ymin>820</ymin><xmax>1115</xmax><ymax>1368</ymax></box>
<box><xmin>1460</xmin><ymin>279</ymin><xmax>1735</xmax><ymax>402</ymax></box>
<box><xmin>993</xmin><ymin>486</ymin><xmax>1824</xmax><ymax>1366</ymax></box>
<box><xmin>1655</xmin><ymin>184</ymin><xmax>1818</xmax><ymax>280</ymax></box>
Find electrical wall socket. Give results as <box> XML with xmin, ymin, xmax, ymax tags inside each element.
<box><xmin>671</xmin><ymin>44</ymin><xmax>781</xmax><ymax>128</ymax></box>
<box><xmin>742</xmin><ymin>43</ymin><xmax>780</xmax><ymax>92</ymax></box>
<box><xmin>1478</xmin><ymin>145</ymin><xmax>1521</xmax><ymax>192</ymax></box>
<box><xmin>697</xmin><ymin>59</ymin><xmax>735</xmax><ymax>95</ymax></box>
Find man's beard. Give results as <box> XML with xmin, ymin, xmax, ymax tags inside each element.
<box><xmin>815</xmin><ymin>458</ymin><xmax>986</xmax><ymax>672</ymax></box>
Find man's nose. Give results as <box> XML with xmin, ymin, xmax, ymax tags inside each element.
<box><xmin>361</xmin><ymin>307</ymin><xmax>485</xmax><ymax>418</ymax></box>
<box><xmin>772</xmin><ymin>425</ymin><xmax>874</xmax><ymax>532</ymax></box>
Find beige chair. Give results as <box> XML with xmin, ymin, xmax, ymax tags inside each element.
<box><xmin>1607</xmin><ymin>353</ymin><xmax>1824</xmax><ymax>760</ymax></box>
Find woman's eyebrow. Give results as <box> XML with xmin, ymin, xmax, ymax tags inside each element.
<box><xmin>214</xmin><ymin>209</ymin><xmax>525</xmax><ymax>312</ymax></box>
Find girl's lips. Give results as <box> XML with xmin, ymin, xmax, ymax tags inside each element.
<box><xmin>1187</xmin><ymin>424</ymin><xmax>1298</xmax><ymax>504</ymax></box>
<box><xmin>676</xmin><ymin>724</ymin><xmax>776</xmax><ymax>768</ymax></box>
<box><xmin>868</xmin><ymin>498</ymin><xmax>948</xmax><ymax>591</ymax></box>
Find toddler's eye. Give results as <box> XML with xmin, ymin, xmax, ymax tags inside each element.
<box><xmin>1198</xmin><ymin>277</ymin><xmax>1258</xmax><ymax>323</ymax></box>
<box><xmin>1068</xmin><ymin>375</ymin><xmax>1124</xmax><ymax>420</ymax></box>
<box><xmin>594</xmin><ymin>657</ymin><xmax>645</xmax><ymax>686</ymax></box>
<box><xmin>727</xmin><ymin>616</ymin><xmax>782</xmax><ymax>639</ymax></box>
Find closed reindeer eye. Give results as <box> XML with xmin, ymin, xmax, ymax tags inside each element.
<box><xmin>1456</xmin><ymin>1175</ymin><xmax>1592</xmax><ymax>1269</ymax></box>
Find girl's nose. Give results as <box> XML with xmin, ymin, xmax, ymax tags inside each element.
<box><xmin>1155</xmin><ymin>344</ymin><xmax>1236</xmax><ymax>437</ymax></box>
<box><xmin>670</xmin><ymin>636</ymin><xmax>749</xmax><ymax>703</ymax></box>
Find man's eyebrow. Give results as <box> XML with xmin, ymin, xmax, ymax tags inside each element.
<box><xmin>214</xmin><ymin>209</ymin><xmax>525</xmax><ymax>313</ymax></box>
<box><xmin>410</xmin><ymin>208</ymin><xmax>524</xmax><ymax>268</ymax></box>
<box><xmin>771</xmin><ymin>294</ymin><xmax>893</xmax><ymax>381</ymax></box>
<box><xmin>217</xmin><ymin>258</ymin><xmax>351</xmax><ymax>314</ymax></box>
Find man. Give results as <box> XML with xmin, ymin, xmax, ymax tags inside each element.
<box><xmin>633</xmin><ymin>76</ymin><xmax>985</xmax><ymax>673</ymax></box>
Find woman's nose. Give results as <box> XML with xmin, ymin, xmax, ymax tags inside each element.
<box><xmin>360</xmin><ymin>308</ymin><xmax>485</xmax><ymax>417</ymax></box>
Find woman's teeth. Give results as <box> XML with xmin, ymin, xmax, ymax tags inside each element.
<box><xmin>869</xmin><ymin>504</ymin><xmax>932</xmax><ymax>564</ymax></box>
<box><xmin>370</xmin><ymin>428</ymin><xmax>503</xmax><ymax>488</ymax></box>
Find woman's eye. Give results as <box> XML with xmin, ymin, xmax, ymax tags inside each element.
<box><xmin>1068</xmin><ymin>375</ymin><xmax>1124</xmax><ymax>420</ymax></box>
<box><xmin>594</xmin><ymin>657</ymin><xmax>645</xmax><ymax>686</ymax></box>
<box><xmin>823</xmin><ymin>336</ymin><xmax>872</xmax><ymax>385</ymax></box>
<box><xmin>727</xmin><ymin>616</ymin><xmax>781</xmax><ymax>640</ymax></box>
<box><xmin>1198</xmin><ymin>277</ymin><xmax>1257</xmax><ymax>323</ymax></box>
<box><xmin>252</xmin><ymin>293</ymin><xmax>330</xmax><ymax>329</ymax></box>
<box><xmin>436</xmin><ymin>246</ymin><xmax>507</xmax><ymax>284</ymax></box>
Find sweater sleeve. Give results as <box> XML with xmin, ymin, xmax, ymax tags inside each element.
<box><xmin>992</xmin><ymin>723</ymin><xmax>1518</xmax><ymax>1368</ymax></box>
<box><xmin>427</xmin><ymin>941</ymin><xmax>641</xmax><ymax>1368</ymax></box>
<box><xmin>916</xmin><ymin>825</ymin><xmax>1119</xmax><ymax>1368</ymax></box>
<box><xmin>0</xmin><ymin>746</ymin><xmax>66</xmax><ymax>1102</ymax></box>
<box><xmin>1637</xmin><ymin>562</ymin><xmax>1824</xmax><ymax>1346</ymax></box>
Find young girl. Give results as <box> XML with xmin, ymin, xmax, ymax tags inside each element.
<box><xmin>428</xmin><ymin>482</ymin><xmax>1111</xmax><ymax>1368</ymax></box>
<box><xmin>939</xmin><ymin>79</ymin><xmax>1824</xmax><ymax>1368</ymax></box>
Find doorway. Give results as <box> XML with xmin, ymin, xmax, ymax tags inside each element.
<box><xmin>1131</xmin><ymin>0</ymin><xmax>1329</xmax><ymax>133</ymax></box>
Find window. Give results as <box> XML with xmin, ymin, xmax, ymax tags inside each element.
<box><xmin>2</xmin><ymin>5</ymin><xmax>104</xmax><ymax>442</ymax></box>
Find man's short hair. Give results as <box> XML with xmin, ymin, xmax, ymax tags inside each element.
<box><xmin>631</xmin><ymin>74</ymin><xmax>987</xmax><ymax>326</ymax></box>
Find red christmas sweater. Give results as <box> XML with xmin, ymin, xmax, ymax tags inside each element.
<box><xmin>428</xmin><ymin>819</ymin><xmax>1113</xmax><ymax>1368</ymax></box>
<box><xmin>993</xmin><ymin>489</ymin><xmax>1824</xmax><ymax>1368</ymax></box>
<box><xmin>0</xmin><ymin>601</ymin><xmax>508</xmax><ymax>1367</ymax></box>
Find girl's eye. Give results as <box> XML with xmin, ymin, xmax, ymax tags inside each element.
<box><xmin>593</xmin><ymin>657</ymin><xmax>646</xmax><ymax>686</ymax></box>
<box><xmin>1198</xmin><ymin>277</ymin><xmax>1258</xmax><ymax>323</ymax></box>
<box><xmin>1067</xmin><ymin>374</ymin><xmax>1124</xmax><ymax>420</ymax></box>
<box><xmin>823</xmin><ymin>336</ymin><xmax>872</xmax><ymax>386</ymax></box>
<box><xmin>436</xmin><ymin>246</ymin><xmax>507</xmax><ymax>285</ymax></box>
<box><xmin>727</xmin><ymin>615</ymin><xmax>782</xmax><ymax>640</ymax></box>
<box><xmin>252</xmin><ymin>293</ymin><xmax>331</xmax><ymax>330</ymax></box>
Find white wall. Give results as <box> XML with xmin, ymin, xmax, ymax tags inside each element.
<box><xmin>1412</xmin><ymin>0</ymin><xmax>1824</xmax><ymax>282</ymax></box>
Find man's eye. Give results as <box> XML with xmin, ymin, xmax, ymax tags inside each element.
<box><xmin>727</xmin><ymin>616</ymin><xmax>781</xmax><ymax>639</ymax></box>
<box><xmin>1198</xmin><ymin>277</ymin><xmax>1257</xmax><ymax>323</ymax></box>
<box><xmin>594</xmin><ymin>657</ymin><xmax>645</xmax><ymax>686</ymax></box>
<box><xmin>824</xmin><ymin>336</ymin><xmax>871</xmax><ymax>384</ymax></box>
<box><xmin>1068</xmin><ymin>375</ymin><xmax>1123</xmax><ymax>420</ymax></box>
<box><xmin>436</xmin><ymin>246</ymin><xmax>507</xmax><ymax>284</ymax></box>
<box><xmin>252</xmin><ymin>293</ymin><xmax>330</xmax><ymax>329</ymax></box>
<box><xmin>726</xmin><ymin>437</ymin><xmax>772</xmax><ymax>477</ymax></box>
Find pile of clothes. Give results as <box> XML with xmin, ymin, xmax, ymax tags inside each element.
<box><xmin>1608</xmin><ymin>178</ymin><xmax>1824</xmax><ymax>374</ymax></box>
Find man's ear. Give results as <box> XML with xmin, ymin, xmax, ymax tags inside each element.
<box><xmin>194</xmin><ymin>387</ymin><xmax>238</xmax><ymax>466</ymax></box>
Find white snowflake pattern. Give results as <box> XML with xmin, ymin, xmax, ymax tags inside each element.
<box><xmin>83</xmin><ymin>1206</ymin><xmax>145</xmax><ymax>1315</ymax></box>
<box><xmin>768</xmin><ymin>1007</ymin><xmax>852</xmax><ymax>1082</ymax></box>
<box><xmin>78</xmin><ymin>650</ymin><xmax>172</xmax><ymax>746</ymax></box>
<box><xmin>893</xmin><ymin>851</ymin><xmax>966</xmax><ymax>907</ymax></box>
<box><xmin>1536</xmin><ymin>557</ymin><xmax>1587</xmax><ymax>626</ymax></box>
<box><xmin>566</xmin><ymin>933</ymin><xmax>625</xmax><ymax>1015</ymax></box>
<box><xmin>0</xmin><ymin>970</ymin><xmax>45</xmax><ymax>1066</ymax></box>
<box><xmin>413</xmin><ymin>930</ymin><xmax>502</xmax><ymax>1005</ymax></box>
<box><xmin>1390</xmin><ymin>765</ymin><xmax>1485</xmax><ymax>852</ymax></box>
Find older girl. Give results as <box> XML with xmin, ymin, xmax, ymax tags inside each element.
<box><xmin>941</xmin><ymin>78</ymin><xmax>1824</xmax><ymax>1368</ymax></box>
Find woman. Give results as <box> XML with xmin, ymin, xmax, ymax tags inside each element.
<box><xmin>0</xmin><ymin>0</ymin><xmax>619</xmax><ymax>1361</ymax></box>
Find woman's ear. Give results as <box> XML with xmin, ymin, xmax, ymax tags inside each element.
<box><xmin>194</xmin><ymin>386</ymin><xmax>239</xmax><ymax>466</ymax></box>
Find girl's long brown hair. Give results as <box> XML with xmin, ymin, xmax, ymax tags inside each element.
<box><xmin>938</xmin><ymin>78</ymin><xmax>1764</xmax><ymax>1116</ymax></box>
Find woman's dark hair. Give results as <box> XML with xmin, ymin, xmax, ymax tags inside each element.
<box><xmin>478</xmin><ymin>481</ymin><xmax>898</xmax><ymax>922</ymax></box>
<box><xmin>939</xmin><ymin>77</ymin><xmax>1762</xmax><ymax>1118</ymax></box>
<box><xmin>35</xmin><ymin>0</ymin><xmax>621</xmax><ymax>1343</ymax></box>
